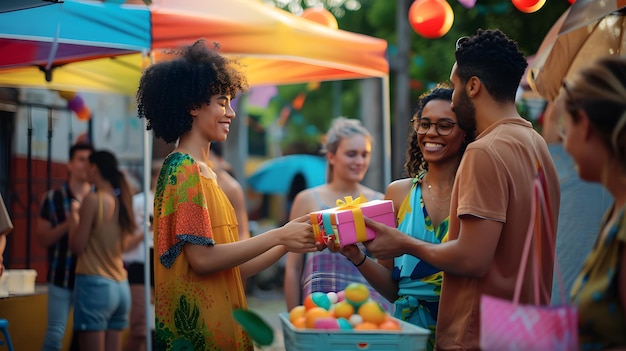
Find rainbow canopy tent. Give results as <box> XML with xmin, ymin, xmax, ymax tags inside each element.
<box><xmin>0</xmin><ymin>0</ymin><xmax>150</xmax><ymax>71</ymax></box>
<box><xmin>0</xmin><ymin>0</ymin><xmax>389</xmax><ymax>94</ymax></box>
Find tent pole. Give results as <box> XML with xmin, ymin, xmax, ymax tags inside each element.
<box><xmin>47</xmin><ymin>108</ymin><xmax>53</xmax><ymax>191</ymax></box>
<box><xmin>26</xmin><ymin>107</ymin><xmax>33</xmax><ymax>268</ymax></box>
<box><xmin>381</xmin><ymin>75</ymin><xmax>391</xmax><ymax>187</ymax></box>
<box><xmin>142</xmin><ymin>49</ymin><xmax>154</xmax><ymax>351</ymax></box>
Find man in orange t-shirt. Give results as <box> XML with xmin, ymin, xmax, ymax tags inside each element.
<box><xmin>363</xmin><ymin>29</ymin><xmax>560</xmax><ymax>350</ymax></box>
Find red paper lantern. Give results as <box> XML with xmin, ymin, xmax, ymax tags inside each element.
<box><xmin>511</xmin><ymin>0</ymin><xmax>546</xmax><ymax>13</ymax></box>
<box><xmin>408</xmin><ymin>0</ymin><xmax>454</xmax><ymax>39</ymax></box>
<box><xmin>302</xmin><ymin>8</ymin><xmax>338</xmax><ymax>29</ymax></box>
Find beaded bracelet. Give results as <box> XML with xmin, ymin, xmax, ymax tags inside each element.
<box><xmin>351</xmin><ymin>254</ymin><xmax>367</xmax><ymax>267</ymax></box>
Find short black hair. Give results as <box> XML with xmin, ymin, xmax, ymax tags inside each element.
<box><xmin>69</xmin><ymin>142</ymin><xmax>94</xmax><ymax>160</ymax></box>
<box><xmin>136</xmin><ymin>40</ymin><xmax>249</xmax><ymax>143</ymax></box>
<box><xmin>454</xmin><ymin>29</ymin><xmax>527</xmax><ymax>103</ymax></box>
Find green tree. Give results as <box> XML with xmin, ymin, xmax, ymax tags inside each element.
<box><xmin>263</xmin><ymin>0</ymin><xmax>568</xmax><ymax>156</ymax></box>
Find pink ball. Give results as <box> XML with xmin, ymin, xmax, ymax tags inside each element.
<box><xmin>314</xmin><ymin>317</ymin><xmax>340</xmax><ymax>330</ymax></box>
<box><xmin>336</xmin><ymin>290</ymin><xmax>346</xmax><ymax>302</ymax></box>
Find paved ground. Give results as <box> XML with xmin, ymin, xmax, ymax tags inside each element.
<box><xmin>247</xmin><ymin>286</ymin><xmax>288</xmax><ymax>351</ymax></box>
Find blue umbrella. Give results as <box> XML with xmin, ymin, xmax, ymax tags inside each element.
<box><xmin>247</xmin><ymin>154</ymin><xmax>327</xmax><ymax>195</ymax></box>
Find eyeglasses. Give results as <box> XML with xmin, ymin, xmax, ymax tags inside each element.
<box><xmin>455</xmin><ymin>36</ymin><xmax>469</xmax><ymax>51</ymax></box>
<box><xmin>411</xmin><ymin>118</ymin><xmax>457</xmax><ymax>136</ymax></box>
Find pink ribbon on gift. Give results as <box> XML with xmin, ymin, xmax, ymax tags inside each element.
<box><xmin>335</xmin><ymin>194</ymin><xmax>368</xmax><ymax>244</ymax></box>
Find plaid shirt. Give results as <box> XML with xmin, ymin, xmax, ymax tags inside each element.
<box><xmin>39</xmin><ymin>183</ymin><xmax>77</xmax><ymax>290</ymax></box>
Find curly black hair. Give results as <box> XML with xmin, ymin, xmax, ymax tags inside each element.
<box><xmin>136</xmin><ymin>40</ymin><xmax>249</xmax><ymax>143</ymax></box>
<box><xmin>454</xmin><ymin>29</ymin><xmax>527</xmax><ymax>103</ymax></box>
<box><xmin>404</xmin><ymin>85</ymin><xmax>475</xmax><ymax>178</ymax></box>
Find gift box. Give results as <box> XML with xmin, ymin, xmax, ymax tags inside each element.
<box><xmin>309</xmin><ymin>196</ymin><xmax>395</xmax><ymax>247</ymax></box>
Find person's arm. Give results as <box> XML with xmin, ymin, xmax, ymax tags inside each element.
<box><xmin>346</xmin><ymin>248</ymin><xmax>398</xmax><ymax>302</ymax></box>
<box><xmin>123</xmin><ymin>232</ymin><xmax>145</xmax><ymax>252</ymax></box>
<box><xmin>363</xmin><ymin>215</ymin><xmax>502</xmax><ymax>277</ymax></box>
<box><xmin>353</xmin><ymin>180</ymin><xmax>412</xmax><ymax>301</ymax></box>
<box><xmin>35</xmin><ymin>193</ymin><xmax>70</xmax><ymax>248</ymax></box>
<box><xmin>223</xmin><ymin>175</ymin><xmax>250</xmax><ymax>241</ymax></box>
<box><xmin>36</xmin><ymin>218</ymin><xmax>70</xmax><ymax>248</ymax></box>
<box><xmin>183</xmin><ymin>214</ymin><xmax>316</xmax><ymax>277</ymax></box>
<box><xmin>68</xmin><ymin>193</ymin><xmax>97</xmax><ymax>254</ymax></box>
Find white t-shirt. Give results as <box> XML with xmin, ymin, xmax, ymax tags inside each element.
<box><xmin>122</xmin><ymin>191</ymin><xmax>154</xmax><ymax>264</ymax></box>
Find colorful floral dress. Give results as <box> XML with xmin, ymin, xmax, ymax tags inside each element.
<box><xmin>153</xmin><ymin>152</ymin><xmax>252</xmax><ymax>351</ymax></box>
<box><xmin>571</xmin><ymin>206</ymin><xmax>626</xmax><ymax>351</ymax></box>
<box><xmin>393</xmin><ymin>174</ymin><xmax>449</xmax><ymax>351</ymax></box>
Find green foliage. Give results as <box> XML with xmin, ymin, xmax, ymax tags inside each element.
<box><xmin>263</xmin><ymin>0</ymin><xmax>569</xmax><ymax>152</ymax></box>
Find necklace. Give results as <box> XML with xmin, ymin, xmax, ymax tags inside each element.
<box><xmin>425</xmin><ymin>180</ymin><xmax>452</xmax><ymax>212</ymax></box>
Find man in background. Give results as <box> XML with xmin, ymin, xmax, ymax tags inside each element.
<box><xmin>36</xmin><ymin>142</ymin><xmax>93</xmax><ymax>351</ymax></box>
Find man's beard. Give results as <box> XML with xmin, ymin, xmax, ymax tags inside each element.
<box><xmin>453</xmin><ymin>89</ymin><xmax>476</xmax><ymax>132</ymax></box>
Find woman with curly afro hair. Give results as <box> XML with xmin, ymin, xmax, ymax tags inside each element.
<box><xmin>137</xmin><ymin>40</ymin><xmax>318</xmax><ymax>351</ymax></box>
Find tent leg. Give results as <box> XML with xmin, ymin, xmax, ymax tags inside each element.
<box><xmin>26</xmin><ymin>107</ymin><xmax>33</xmax><ymax>269</ymax></box>
<box><xmin>47</xmin><ymin>108</ymin><xmax>53</xmax><ymax>191</ymax></box>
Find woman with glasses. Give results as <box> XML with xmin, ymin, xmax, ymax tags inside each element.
<box><xmin>561</xmin><ymin>56</ymin><xmax>626</xmax><ymax>350</ymax></box>
<box><xmin>330</xmin><ymin>86</ymin><xmax>473</xmax><ymax>350</ymax></box>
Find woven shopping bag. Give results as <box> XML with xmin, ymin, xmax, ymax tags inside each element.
<box><xmin>480</xmin><ymin>167</ymin><xmax>578</xmax><ymax>351</ymax></box>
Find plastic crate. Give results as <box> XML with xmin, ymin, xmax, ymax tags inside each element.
<box><xmin>279</xmin><ymin>312</ymin><xmax>430</xmax><ymax>351</ymax></box>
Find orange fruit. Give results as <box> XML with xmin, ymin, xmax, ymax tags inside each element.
<box><xmin>292</xmin><ymin>316</ymin><xmax>306</xmax><ymax>329</ymax></box>
<box><xmin>357</xmin><ymin>300</ymin><xmax>387</xmax><ymax>325</ymax></box>
<box><xmin>332</xmin><ymin>300</ymin><xmax>354</xmax><ymax>319</ymax></box>
<box><xmin>289</xmin><ymin>305</ymin><xmax>306</xmax><ymax>323</ymax></box>
<box><xmin>303</xmin><ymin>294</ymin><xmax>316</xmax><ymax>310</ymax></box>
<box><xmin>305</xmin><ymin>307</ymin><xmax>332</xmax><ymax>329</ymax></box>
<box><xmin>379</xmin><ymin>318</ymin><xmax>402</xmax><ymax>330</ymax></box>
<box><xmin>353</xmin><ymin>321</ymin><xmax>379</xmax><ymax>330</ymax></box>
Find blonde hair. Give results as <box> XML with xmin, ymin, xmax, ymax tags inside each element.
<box><xmin>567</xmin><ymin>56</ymin><xmax>626</xmax><ymax>168</ymax></box>
<box><xmin>323</xmin><ymin>117</ymin><xmax>372</xmax><ymax>182</ymax></box>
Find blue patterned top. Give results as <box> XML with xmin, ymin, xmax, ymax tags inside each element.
<box><xmin>393</xmin><ymin>174</ymin><xmax>448</xmax><ymax>351</ymax></box>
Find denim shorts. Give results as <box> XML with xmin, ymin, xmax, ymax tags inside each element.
<box><xmin>74</xmin><ymin>275</ymin><xmax>131</xmax><ymax>331</ymax></box>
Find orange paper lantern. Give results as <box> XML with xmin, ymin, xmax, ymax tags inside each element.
<box><xmin>511</xmin><ymin>0</ymin><xmax>546</xmax><ymax>13</ymax></box>
<box><xmin>76</xmin><ymin>106</ymin><xmax>92</xmax><ymax>121</ymax></box>
<box><xmin>408</xmin><ymin>0</ymin><xmax>454</xmax><ymax>39</ymax></box>
<box><xmin>302</xmin><ymin>7</ymin><xmax>338</xmax><ymax>29</ymax></box>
